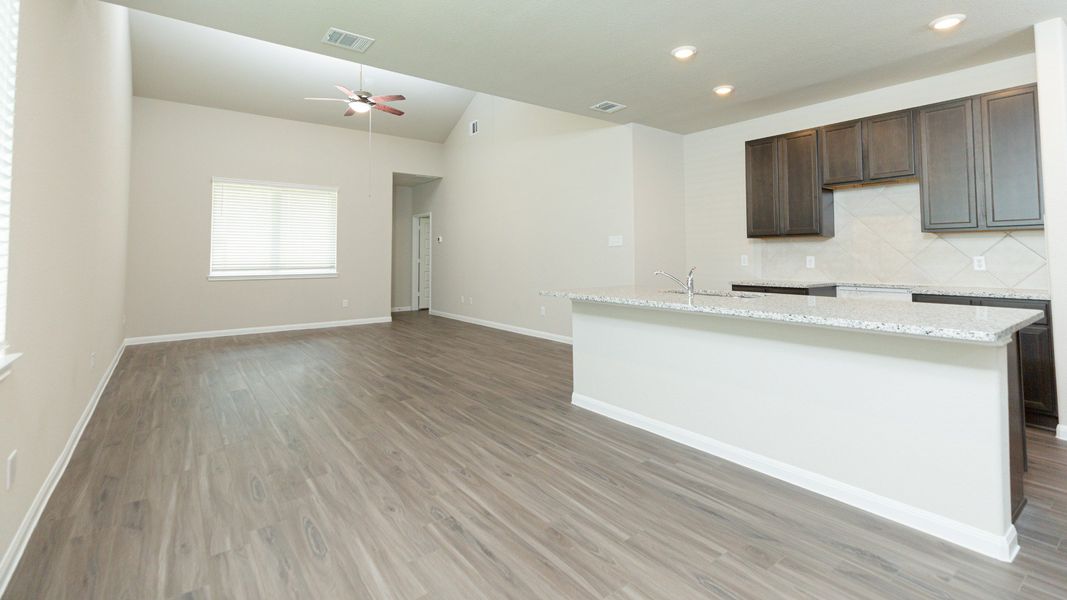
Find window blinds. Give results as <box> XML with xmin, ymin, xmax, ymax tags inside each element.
<box><xmin>209</xmin><ymin>178</ymin><xmax>338</xmax><ymax>279</ymax></box>
<box><xmin>0</xmin><ymin>0</ymin><xmax>19</xmax><ymax>345</ymax></box>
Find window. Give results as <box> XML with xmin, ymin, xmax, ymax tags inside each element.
<box><xmin>0</xmin><ymin>0</ymin><xmax>20</xmax><ymax>372</ymax></box>
<box><xmin>209</xmin><ymin>178</ymin><xmax>338</xmax><ymax>280</ymax></box>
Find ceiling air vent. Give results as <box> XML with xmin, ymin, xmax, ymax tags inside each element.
<box><xmin>590</xmin><ymin>100</ymin><xmax>627</xmax><ymax>114</ymax></box>
<box><xmin>322</xmin><ymin>27</ymin><xmax>375</xmax><ymax>53</ymax></box>
<box><xmin>469</xmin><ymin>120</ymin><xmax>479</xmax><ymax>136</ymax></box>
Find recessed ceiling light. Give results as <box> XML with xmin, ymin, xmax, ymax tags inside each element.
<box><xmin>929</xmin><ymin>14</ymin><xmax>966</xmax><ymax>31</ymax></box>
<box><xmin>671</xmin><ymin>45</ymin><xmax>697</xmax><ymax>61</ymax></box>
<box><xmin>713</xmin><ymin>85</ymin><xmax>734</xmax><ymax>97</ymax></box>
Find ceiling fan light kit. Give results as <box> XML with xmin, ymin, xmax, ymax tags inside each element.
<box><xmin>304</xmin><ymin>64</ymin><xmax>407</xmax><ymax>117</ymax></box>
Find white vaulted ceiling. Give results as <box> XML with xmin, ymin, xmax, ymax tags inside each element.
<box><xmin>112</xmin><ymin>0</ymin><xmax>1066</xmax><ymax>134</ymax></box>
<box><xmin>129</xmin><ymin>11</ymin><xmax>475</xmax><ymax>143</ymax></box>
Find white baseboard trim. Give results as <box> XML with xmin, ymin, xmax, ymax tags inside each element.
<box><xmin>1057</xmin><ymin>424</ymin><xmax>1067</xmax><ymax>441</ymax></box>
<box><xmin>429</xmin><ymin>310</ymin><xmax>572</xmax><ymax>344</ymax></box>
<box><xmin>124</xmin><ymin>316</ymin><xmax>392</xmax><ymax>345</ymax></box>
<box><xmin>0</xmin><ymin>343</ymin><xmax>127</xmax><ymax>595</ymax></box>
<box><xmin>572</xmin><ymin>392</ymin><xmax>1020</xmax><ymax>562</ymax></box>
<box><xmin>392</xmin><ymin>306</ymin><xmax>413</xmax><ymax>313</ymax></box>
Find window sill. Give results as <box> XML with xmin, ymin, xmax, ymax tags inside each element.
<box><xmin>0</xmin><ymin>351</ymin><xmax>21</xmax><ymax>383</ymax></box>
<box><xmin>208</xmin><ymin>272</ymin><xmax>338</xmax><ymax>282</ymax></box>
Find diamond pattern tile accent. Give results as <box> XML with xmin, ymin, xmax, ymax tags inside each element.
<box><xmin>759</xmin><ymin>184</ymin><xmax>1049</xmax><ymax>291</ymax></box>
<box><xmin>984</xmin><ymin>237</ymin><xmax>1046</xmax><ymax>288</ymax></box>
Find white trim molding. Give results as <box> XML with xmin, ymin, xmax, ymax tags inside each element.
<box><xmin>1057</xmin><ymin>424</ymin><xmax>1067</xmax><ymax>441</ymax></box>
<box><xmin>429</xmin><ymin>310</ymin><xmax>572</xmax><ymax>344</ymax></box>
<box><xmin>0</xmin><ymin>344</ymin><xmax>126</xmax><ymax>594</ymax></box>
<box><xmin>124</xmin><ymin>316</ymin><xmax>391</xmax><ymax>345</ymax></box>
<box><xmin>572</xmin><ymin>392</ymin><xmax>1020</xmax><ymax>562</ymax></box>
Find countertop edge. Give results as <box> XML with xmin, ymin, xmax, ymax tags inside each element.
<box><xmin>729</xmin><ymin>280</ymin><xmax>1051</xmax><ymax>301</ymax></box>
<box><xmin>542</xmin><ymin>290</ymin><xmax>1044</xmax><ymax>346</ymax></box>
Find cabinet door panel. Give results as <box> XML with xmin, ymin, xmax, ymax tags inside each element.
<box><xmin>1018</xmin><ymin>325</ymin><xmax>1057</xmax><ymax>417</ymax></box>
<box><xmin>917</xmin><ymin>100</ymin><xmax>979</xmax><ymax>230</ymax></box>
<box><xmin>746</xmin><ymin>137</ymin><xmax>779</xmax><ymax>237</ymax></box>
<box><xmin>979</xmin><ymin>86</ymin><xmax>1043</xmax><ymax>228</ymax></box>
<box><xmin>763</xmin><ymin>287</ymin><xmax>807</xmax><ymax>296</ymax></box>
<box><xmin>911</xmin><ymin>294</ymin><xmax>975</xmax><ymax>306</ymax></box>
<box><xmin>865</xmin><ymin>110</ymin><xmax>915</xmax><ymax>180</ymax></box>
<box><xmin>820</xmin><ymin>121</ymin><xmax>863</xmax><ymax>185</ymax></box>
<box><xmin>779</xmin><ymin>129</ymin><xmax>821</xmax><ymax>235</ymax></box>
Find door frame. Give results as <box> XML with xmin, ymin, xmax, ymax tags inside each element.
<box><xmin>410</xmin><ymin>212</ymin><xmax>432</xmax><ymax>311</ymax></box>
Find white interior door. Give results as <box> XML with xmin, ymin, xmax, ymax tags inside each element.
<box><xmin>417</xmin><ymin>215</ymin><xmax>431</xmax><ymax>309</ymax></box>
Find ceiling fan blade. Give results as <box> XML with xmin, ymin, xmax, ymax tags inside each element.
<box><xmin>373</xmin><ymin>103</ymin><xmax>404</xmax><ymax>116</ymax></box>
<box><xmin>369</xmin><ymin>94</ymin><xmax>405</xmax><ymax>103</ymax></box>
<box><xmin>344</xmin><ymin>106</ymin><xmax>357</xmax><ymax>117</ymax></box>
<box><xmin>335</xmin><ymin>84</ymin><xmax>360</xmax><ymax>99</ymax></box>
<box><xmin>305</xmin><ymin>97</ymin><xmax>347</xmax><ymax>102</ymax></box>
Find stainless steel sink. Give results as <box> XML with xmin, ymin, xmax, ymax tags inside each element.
<box><xmin>662</xmin><ymin>289</ymin><xmax>764</xmax><ymax>298</ymax></box>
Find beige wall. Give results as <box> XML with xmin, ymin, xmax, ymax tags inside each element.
<box><xmin>631</xmin><ymin>124</ymin><xmax>686</xmax><ymax>286</ymax></box>
<box><xmin>423</xmin><ymin>93</ymin><xmax>637</xmax><ymax>338</ymax></box>
<box><xmin>684</xmin><ymin>54</ymin><xmax>1039</xmax><ymax>290</ymax></box>
<box><xmin>0</xmin><ymin>0</ymin><xmax>131</xmax><ymax>582</ymax></box>
<box><xmin>391</xmin><ymin>185</ymin><xmax>413</xmax><ymax>309</ymax></box>
<box><xmin>1034</xmin><ymin>19</ymin><xmax>1067</xmax><ymax>434</ymax></box>
<box><xmin>125</xmin><ymin>98</ymin><xmax>444</xmax><ymax>337</ymax></box>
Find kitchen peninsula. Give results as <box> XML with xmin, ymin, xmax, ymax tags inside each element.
<box><xmin>544</xmin><ymin>286</ymin><xmax>1044</xmax><ymax>562</ymax></box>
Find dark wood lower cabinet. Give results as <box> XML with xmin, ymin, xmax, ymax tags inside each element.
<box><xmin>912</xmin><ymin>294</ymin><xmax>1057</xmax><ymax>430</ymax></box>
<box><xmin>732</xmin><ymin>284</ymin><xmax>837</xmax><ymax>297</ymax></box>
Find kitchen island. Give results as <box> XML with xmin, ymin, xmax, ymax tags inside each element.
<box><xmin>544</xmin><ymin>286</ymin><xmax>1044</xmax><ymax>561</ymax></box>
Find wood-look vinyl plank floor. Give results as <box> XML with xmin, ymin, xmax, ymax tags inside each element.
<box><xmin>5</xmin><ymin>310</ymin><xmax>1067</xmax><ymax>599</ymax></box>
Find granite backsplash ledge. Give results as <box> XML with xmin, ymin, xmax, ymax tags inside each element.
<box><xmin>759</xmin><ymin>183</ymin><xmax>1049</xmax><ymax>291</ymax></box>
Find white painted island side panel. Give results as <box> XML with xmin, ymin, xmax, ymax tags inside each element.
<box><xmin>571</xmin><ymin>301</ymin><xmax>1016</xmax><ymax>560</ymax></box>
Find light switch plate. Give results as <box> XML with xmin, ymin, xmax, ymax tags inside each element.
<box><xmin>607</xmin><ymin>235</ymin><xmax>623</xmax><ymax>247</ymax></box>
<box><xmin>740</xmin><ymin>254</ymin><xmax>749</xmax><ymax>267</ymax></box>
<box><xmin>973</xmin><ymin>256</ymin><xmax>987</xmax><ymax>271</ymax></box>
<box><xmin>805</xmin><ymin>256</ymin><xmax>816</xmax><ymax>269</ymax></box>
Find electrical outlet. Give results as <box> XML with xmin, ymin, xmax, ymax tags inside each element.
<box><xmin>469</xmin><ymin>297</ymin><xmax>473</xmax><ymax>305</ymax></box>
<box><xmin>341</xmin><ymin>299</ymin><xmax>349</xmax><ymax>308</ymax></box>
<box><xmin>89</xmin><ymin>352</ymin><xmax>96</xmax><ymax>369</ymax></box>
<box><xmin>5</xmin><ymin>450</ymin><xmax>15</xmax><ymax>491</ymax></box>
<box><xmin>805</xmin><ymin>256</ymin><xmax>816</xmax><ymax>269</ymax></box>
<box><xmin>973</xmin><ymin>256</ymin><xmax>987</xmax><ymax>271</ymax></box>
<box><xmin>461</xmin><ymin>296</ymin><xmax>466</xmax><ymax>304</ymax></box>
<box><xmin>740</xmin><ymin>254</ymin><xmax>749</xmax><ymax>267</ymax></box>
<box><xmin>539</xmin><ymin>306</ymin><xmax>546</xmax><ymax>317</ymax></box>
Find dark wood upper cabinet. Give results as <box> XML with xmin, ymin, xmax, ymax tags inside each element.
<box><xmin>779</xmin><ymin>129</ymin><xmax>823</xmax><ymax>235</ymax></box>
<box><xmin>820</xmin><ymin>121</ymin><xmax>863</xmax><ymax>185</ymax></box>
<box><xmin>864</xmin><ymin>110</ymin><xmax>915</xmax><ymax>180</ymax></box>
<box><xmin>916</xmin><ymin>85</ymin><xmax>1043</xmax><ymax>232</ymax></box>
<box><xmin>745</xmin><ymin>137</ymin><xmax>779</xmax><ymax>237</ymax></box>
<box><xmin>978</xmin><ymin>85</ymin><xmax>1043</xmax><ymax>229</ymax></box>
<box><xmin>745</xmin><ymin>84</ymin><xmax>1042</xmax><ymax>239</ymax></box>
<box><xmin>819</xmin><ymin>111</ymin><xmax>915</xmax><ymax>186</ymax></box>
<box><xmin>745</xmin><ymin>132</ymin><xmax>832</xmax><ymax>237</ymax></box>
<box><xmin>916</xmin><ymin>98</ymin><xmax>979</xmax><ymax>230</ymax></box>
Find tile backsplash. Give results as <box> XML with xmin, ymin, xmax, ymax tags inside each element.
<box><xmin>760</xmin><ymin>183</ymin><xmax>1049</xmax><ymax>290</ymax></box>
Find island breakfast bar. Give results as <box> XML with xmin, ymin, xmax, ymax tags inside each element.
<box><xmin>544</xmin><ymin>287</ymin><xmax>1044</xmax><ymax>562</ymax></box>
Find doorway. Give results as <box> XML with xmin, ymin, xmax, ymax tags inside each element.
<box><xmin>411</xmin><ymin>213</ymin><xmax>431</xmax><ymax>310</ymax></box>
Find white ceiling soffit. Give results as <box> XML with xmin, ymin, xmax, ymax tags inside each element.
<box><xmin>128</xmin><ymin>11</ymin><xmax>475</xmax><ymax>144</ymax></box>
<box><xmin>393</xmin><ymin>173</ymin><xmax>441</xmax><ymax>187</ymax></box>
<box><xmin>114</xmin><ymin>0</ymin><xmax>1065</xmax><ymax>134</ymax></box>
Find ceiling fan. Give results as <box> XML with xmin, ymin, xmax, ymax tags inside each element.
<box><xmin>305</xmin><ymin>64</ymin><xmax>406</xmax><ymax>117</ymax></box>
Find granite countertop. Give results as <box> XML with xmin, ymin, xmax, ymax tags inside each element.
<box><xmin>542</xmin><ymin>286</ymin><xmax>1044</xmax><ymax>345</ymax></box>
<box><xmin>730</xmin><ymin>280</ymin><xmax>1050</xmax><ymax>301</ymax></box>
